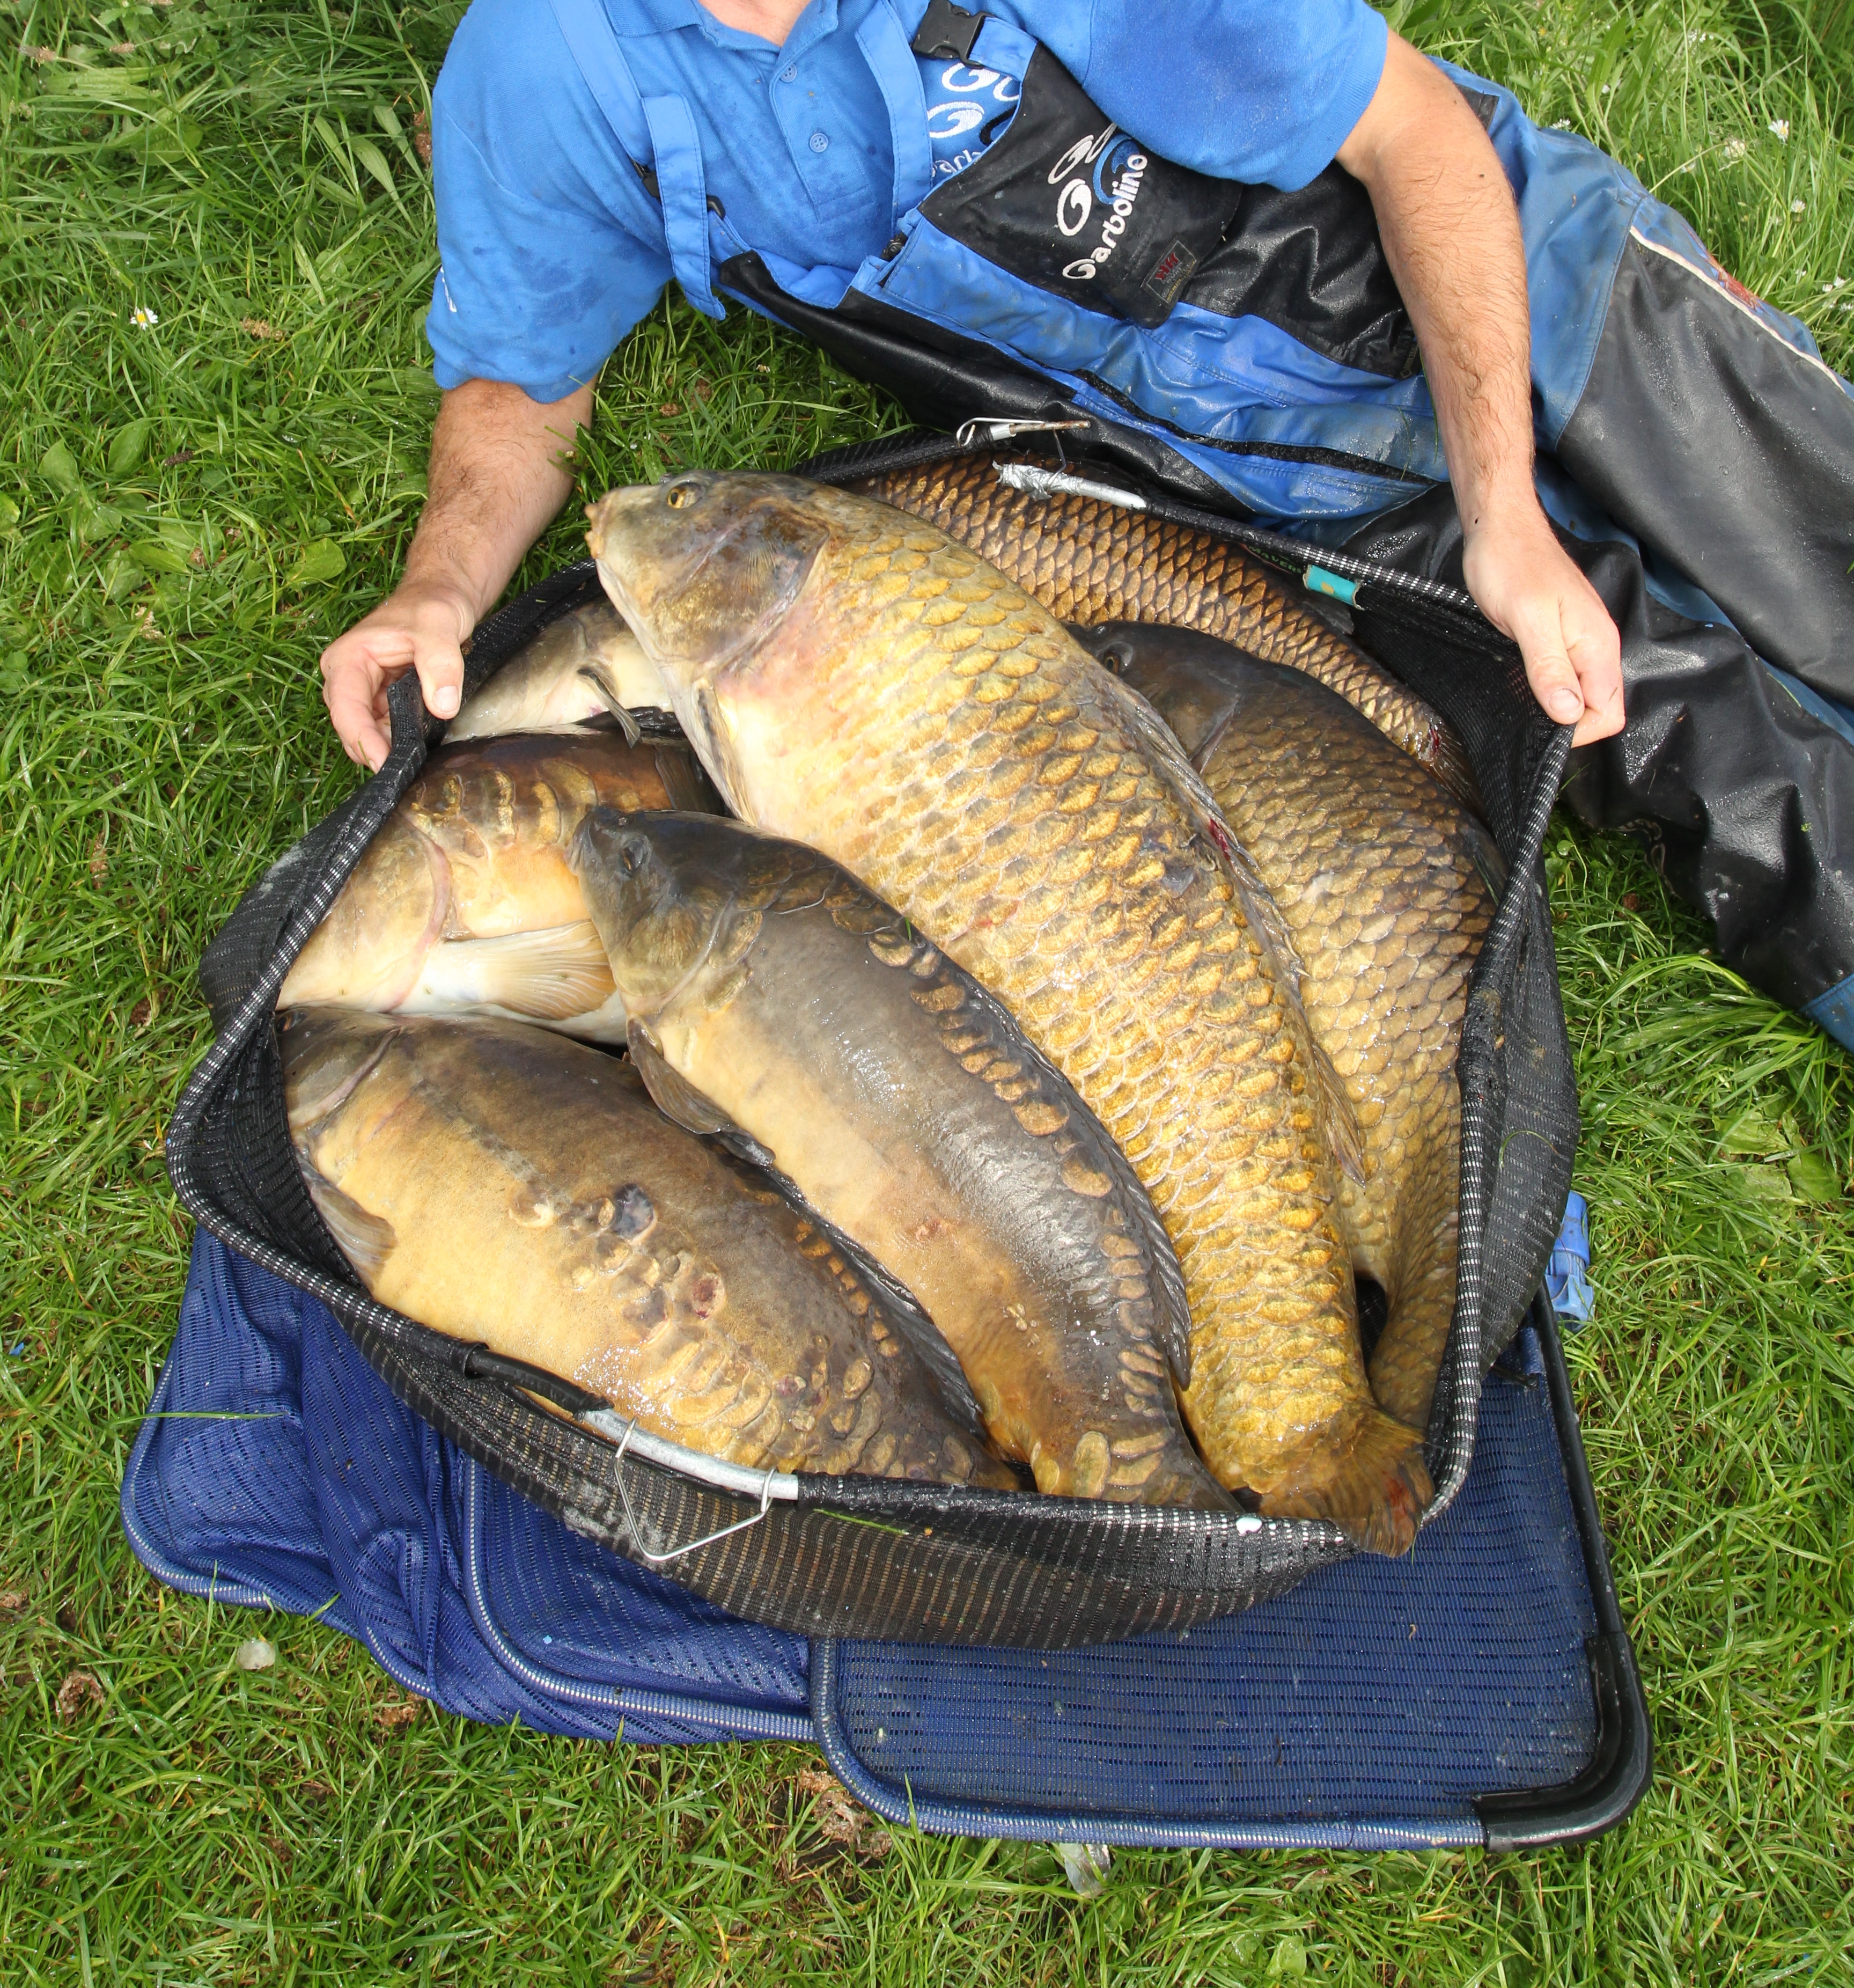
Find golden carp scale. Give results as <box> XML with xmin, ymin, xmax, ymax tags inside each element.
<box><xmin>845</xmin><ymin>451</ymin><xmax>1480</xmax><ymax>813</ymax></box>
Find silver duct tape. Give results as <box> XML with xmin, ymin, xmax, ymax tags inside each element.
<box><xmin>995</xmin><ymin>463</ymin><xmax>1150</xmax><ymax>510</ymax></box>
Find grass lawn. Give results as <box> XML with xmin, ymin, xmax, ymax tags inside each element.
<box><xmin>3</xmin><ymin>0</ymin><xmax>1852</xmax><ymax>1978</ymax></box>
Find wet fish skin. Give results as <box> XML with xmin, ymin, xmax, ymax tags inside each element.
<box><xmin>844</xmin><ymin>452</ymin><xmax>1479</xmax><ymax>812</ymax></box>
<box><xmin>282</xmin><ymin>1008</ymin><xmax>1015</xmax><ymax>1486</ymax></box>
<box><xmin>1082</xmin><ymin>621</ymin><xmax>1500</xmax><ymax>1432</ymax></box>
<box><xmin>571</xmin><ymin>807</ymin><xmax>1225</xmax><ymax>1508</ymax></box>
<box><xmin>448</xmin><ymin>600</ymin><xmax>672</xmax><ymax>741</ymax></box>
<box><xmin>586</xmin><ymin>471</ymin><xmax>1431</xmax><ymax>1551</ymax></box>
<box><xmin>281</xmin><ymin>732</ymin><xmax>713</xmax><ymax>1043</ymax></box>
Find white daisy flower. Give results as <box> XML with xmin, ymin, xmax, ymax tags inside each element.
<box><xmin>1793</xmin><ymin>200</ymin><xmax>1807</xmax><ymax>214</ymax></box>
<box><xmin>130</xmin><ymin>305</ymin><xmax>159</xmax><ymax>329</ymax></box>
<box><xmin>1769</xmin><ymin>119</ymin><xmax>1790</xmax><ymax>141</ymax></box>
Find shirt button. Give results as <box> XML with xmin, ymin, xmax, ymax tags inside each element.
<box><xmin>781</xmin><ymin>63</ymin><xmax>797</xmax><ymax>81</ymax></box>
<box><xmin>808</xmin><ymin>129</ymin><xmax>829</xmax><ymax>152</ymax></box>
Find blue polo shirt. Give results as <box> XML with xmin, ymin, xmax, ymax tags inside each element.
<box><xmin>426</xmin><ymin>0</ymin><xmax>1390</xmax><ymax>402</ymax></box>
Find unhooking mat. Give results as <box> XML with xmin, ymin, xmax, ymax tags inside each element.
<box><xmin>122</xmin><ymin>1230</ymin><xmax>1649</xmax><ymax>1850</ymax></box>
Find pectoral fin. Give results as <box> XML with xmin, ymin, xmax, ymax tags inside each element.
<box><xmin>576</xmin><ymin>664</ymin><xmax>643</xmax><ymax>746</ymax></box>
<box><xmin>625</xmin><ymin>1020</ymin><xmax>776</xmax><ymax>1169</ymax></box>
<box><xmin>403</xmin><ymin>922</ymin><xmax>617</xmax><ymax>1023</ymax></box>
<box><xmin>298</xmin><ymin>1160</ymin><xmax>397</xmax><ymax>1282</ymax></box>
<box><xmin>740</xmin><ymin>1151</ymin><xmax>991</xmax><ymax>1440</ymax></box>
<box><xmin>1308</xmin><ymin>1038</ymin><xmax>1367</xmax><ymax>1187</ymax></box>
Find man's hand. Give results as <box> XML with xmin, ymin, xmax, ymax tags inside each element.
<box><xmin>319</xmin><ymin>576</ymin><xmax>476</xmax><ymax>771</ymax></box>
<box><xmin>1463</xmin><ymin>504</ymin><xmax>1624</xmax><ymax>745</ymax></box>
<box><xmin>1339</xmin><ymin>33</ymin><xmax>1624</xmax><ymax>744</ymax></box>
<box><xmin>320</xmin><ymin>377</ymin><xmax>594</xmax><ymax>770</ymax></box>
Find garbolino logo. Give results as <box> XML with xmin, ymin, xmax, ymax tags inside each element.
<box><xmin>1048</xmin><ymin>127</ymin><xmax>1149</xmax><ymax>280</ymax></box>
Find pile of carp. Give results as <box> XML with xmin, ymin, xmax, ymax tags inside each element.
<box><xmin>281</xmin><ymin>460</ymin><xmax>1501</xmax><ymax>1556</ymax></box>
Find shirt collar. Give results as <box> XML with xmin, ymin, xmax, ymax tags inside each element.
<box><xmin>624</xmin><ymin>0</ymin><xmax>846</xmax><ymax>55</ymax></box>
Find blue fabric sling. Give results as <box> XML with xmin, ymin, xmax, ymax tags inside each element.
<box><xmin>124</xmin><ymin>1230</ymin><xmax>1638</xmax><ymax>1847</ymax></box>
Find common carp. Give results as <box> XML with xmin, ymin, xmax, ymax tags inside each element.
<box><xmin>449</xmin><ymin>600</ymin><xmax>672</xmax><ymax>742</ymax></box>
<box><xmin>572</xmin><ymin>808</ymin><xmax>1225</xmax><ymax>1507</ymax></box>
<box><xmin>843</xmin><ymin>451</ymin><xmax>1478</xmax><ymax>812</ymax></box>
<box><xmin>281</xmin><ymin>732</ymin><xmax>717</xmax><ymax>1043</ymax></box>
<box><xmin>586</xmin><ymin>471</ymin><xmax>1432</xmax><ymax>1552</ymax></box>
<box><xmin>1078</xmin><ymin>622</ymin><xmax>1500</xmax><ymax>1431</ymax></box>
<box><xmin>282</xmin><ymin>1008</ymin><xmax>1014</xmax><ymax>1486</ymax></box>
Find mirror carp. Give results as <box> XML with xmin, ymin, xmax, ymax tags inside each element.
<box><xmin>281</xmin><ymin>1008</ymin><xmax>1014</xmax><ymax>1487</ymax></box>
<box><xmin>281</xmin><ymin>733</ymin><xmax>716</xmax><ymax>1044</ymax></box>
<box><xmin>572</xmin><ymin>808</ymin><xmax>1226</xmax><ymax>1507</ymax></box>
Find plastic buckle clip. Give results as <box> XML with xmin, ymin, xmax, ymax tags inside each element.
<box><xmin>912</xmin><ymin>0</ymin><xmax>983</xmax><ymax>61</ymax></box>
<box><xmin>609</xmin><ymin>1418</ymin><xmax>779</xmax><ymax>1566</ymax></box>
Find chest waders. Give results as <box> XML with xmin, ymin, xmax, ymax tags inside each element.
<box><xmin>548</xmin><ymin>0</ymin><xmax>1854</xmax><ymax>1047</ymax></box>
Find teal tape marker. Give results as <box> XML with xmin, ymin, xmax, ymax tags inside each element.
<box><xmin>1303</xmin><ymin>564</ymin><xmax>1359</xmax><ymax>605</ymax></box>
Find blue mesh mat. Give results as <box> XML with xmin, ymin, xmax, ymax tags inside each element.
<box><xmin>122</xmin><ymin>1231</ymin><xmax>812</xmax><ymax>1743</ymax></box>
<box><xmin>814</xmin><ymin>1328</ymin><xmax>1599</xmax><ymax>1850</ymax></box>
<box><xmin>126</xmin><ymin>1232</ymin><xmax>1637</xmax><ymax>1847</ymax></box>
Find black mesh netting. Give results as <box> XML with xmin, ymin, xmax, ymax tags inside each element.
<box><xmin>166</xmin><ymin>435</ymin><xmax>1576</xmax><ymax>1649</ymax></box>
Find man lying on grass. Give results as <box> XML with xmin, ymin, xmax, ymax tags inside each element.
<box><xmin>318</xmin><ymin>0</ymin><xmax>1628</xmax><ymax>768</ymax></box>
<box><xmin>310</xmin><ymin>0</ymin><xmax>1854</xmax><ymax>1070</ymax></box>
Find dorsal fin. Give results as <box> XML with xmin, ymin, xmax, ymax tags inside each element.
<box><xmin>1093</xmin><ymin>663</ymin><xmax>1366</xmax><ymax>1186</ymax></box>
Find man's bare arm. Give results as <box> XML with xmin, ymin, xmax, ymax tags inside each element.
<box><xmin>320</xmin><ymin>378</ymin><xmax>594</xmax><ymax>769</ymax></box>
<box><xmin>1337</xmin><ymin>34</ymin><xmax>1623</xmax><ymax>744</ymax></box>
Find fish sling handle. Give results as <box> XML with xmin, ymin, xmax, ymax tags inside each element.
<box><xmin>165</xmin><ymin>435</ymin><xmax>1578</xmax><ymax>1649</ymax></box>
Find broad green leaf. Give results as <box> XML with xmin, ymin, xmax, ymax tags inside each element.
<box><xmin>39</xmin><ymin>443</ymin><xmax>82</xmax><ymax>496</ymax></box>
<box><xmin>100</xmin><ymin>551</ymin><xmax>145</xmax><ymax>599</ymax></box>
<box><xmin>1787</xmin><ymin>1149</ymin><xmax>1842</xmax><ymax>1202</ymax></box>
<box><xmin>0</xmin><ymin>495</ymin><xmax>19</xmax><ymax>529</ymax></box>
<box><xmin>62</xmin><ymin>68</ymin><xmax>157</xmax><ymax>104</ymax></box>
<box><xmin>1718</xmin><ymin>1111</ymin><xmax>1787</xmax><ymax>1156</ymax></box>
<box><xmin>107</xmin><ymin>420</ymin><xmax>151</xmax><ymax>478</ymax></box>
<box><xmin>351</xmin><ymin>135</ymin><xmax>398</xmax><ymax>202</ymax></box>
<box><xmin>1731</xmin><ymin>1161</ymin><xmax>1794</xmax><ymax>1204</ymax></box>
<box><xmin>286</xmin><ymin>538</ymin><xmax>347</xmax><ymax>588</ymax></box>
<box><xmin>1270</xmin><ymin>1935</ymin><xmax>1307</xmax><ymax>1979</ymax></box>
<box><xmin>128</xmin><ymin>539</ymin><xmax>191</xmax><ymax>576</ymax></box>
<box><xmin>77</xmin><ymin>497</ymin><xmax>122</xmax><ymax>540</ymax></box>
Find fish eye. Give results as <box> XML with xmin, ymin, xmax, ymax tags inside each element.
<box><xmin>664</xmin><ymin>481</ymin><xmax>699</xmax><ymax>510</ymax></box>
<box><xmin>619</xmin><ymin>835</ymin><xmax>649</xmax><ymax>876</ymax></box>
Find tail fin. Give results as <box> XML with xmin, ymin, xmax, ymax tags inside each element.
<box><xmin>1259</xmin><ymin>1405</ymin><xmax>1433</xmax><ymax>1555</ymax></box>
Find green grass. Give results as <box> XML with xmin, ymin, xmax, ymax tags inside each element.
<box><xmin>2</xmin><ymin>0</ymin><xmax>1850</xmax><ymax>1978</ymax></box>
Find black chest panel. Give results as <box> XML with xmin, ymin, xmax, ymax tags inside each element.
<box><xmin>918</xmin><ymin>47</ymin><xmax>1242</xmax><ymax>331</ymax></box>
<box><xmin>1184</xmin><ymin>167</ymin><xmax>1422</xmax><ymax>380</ymax></box>
<box><xmin>909</xmin><ymin>27</ymin><xmax>1418</xmax><ymax>375</ymax></box>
